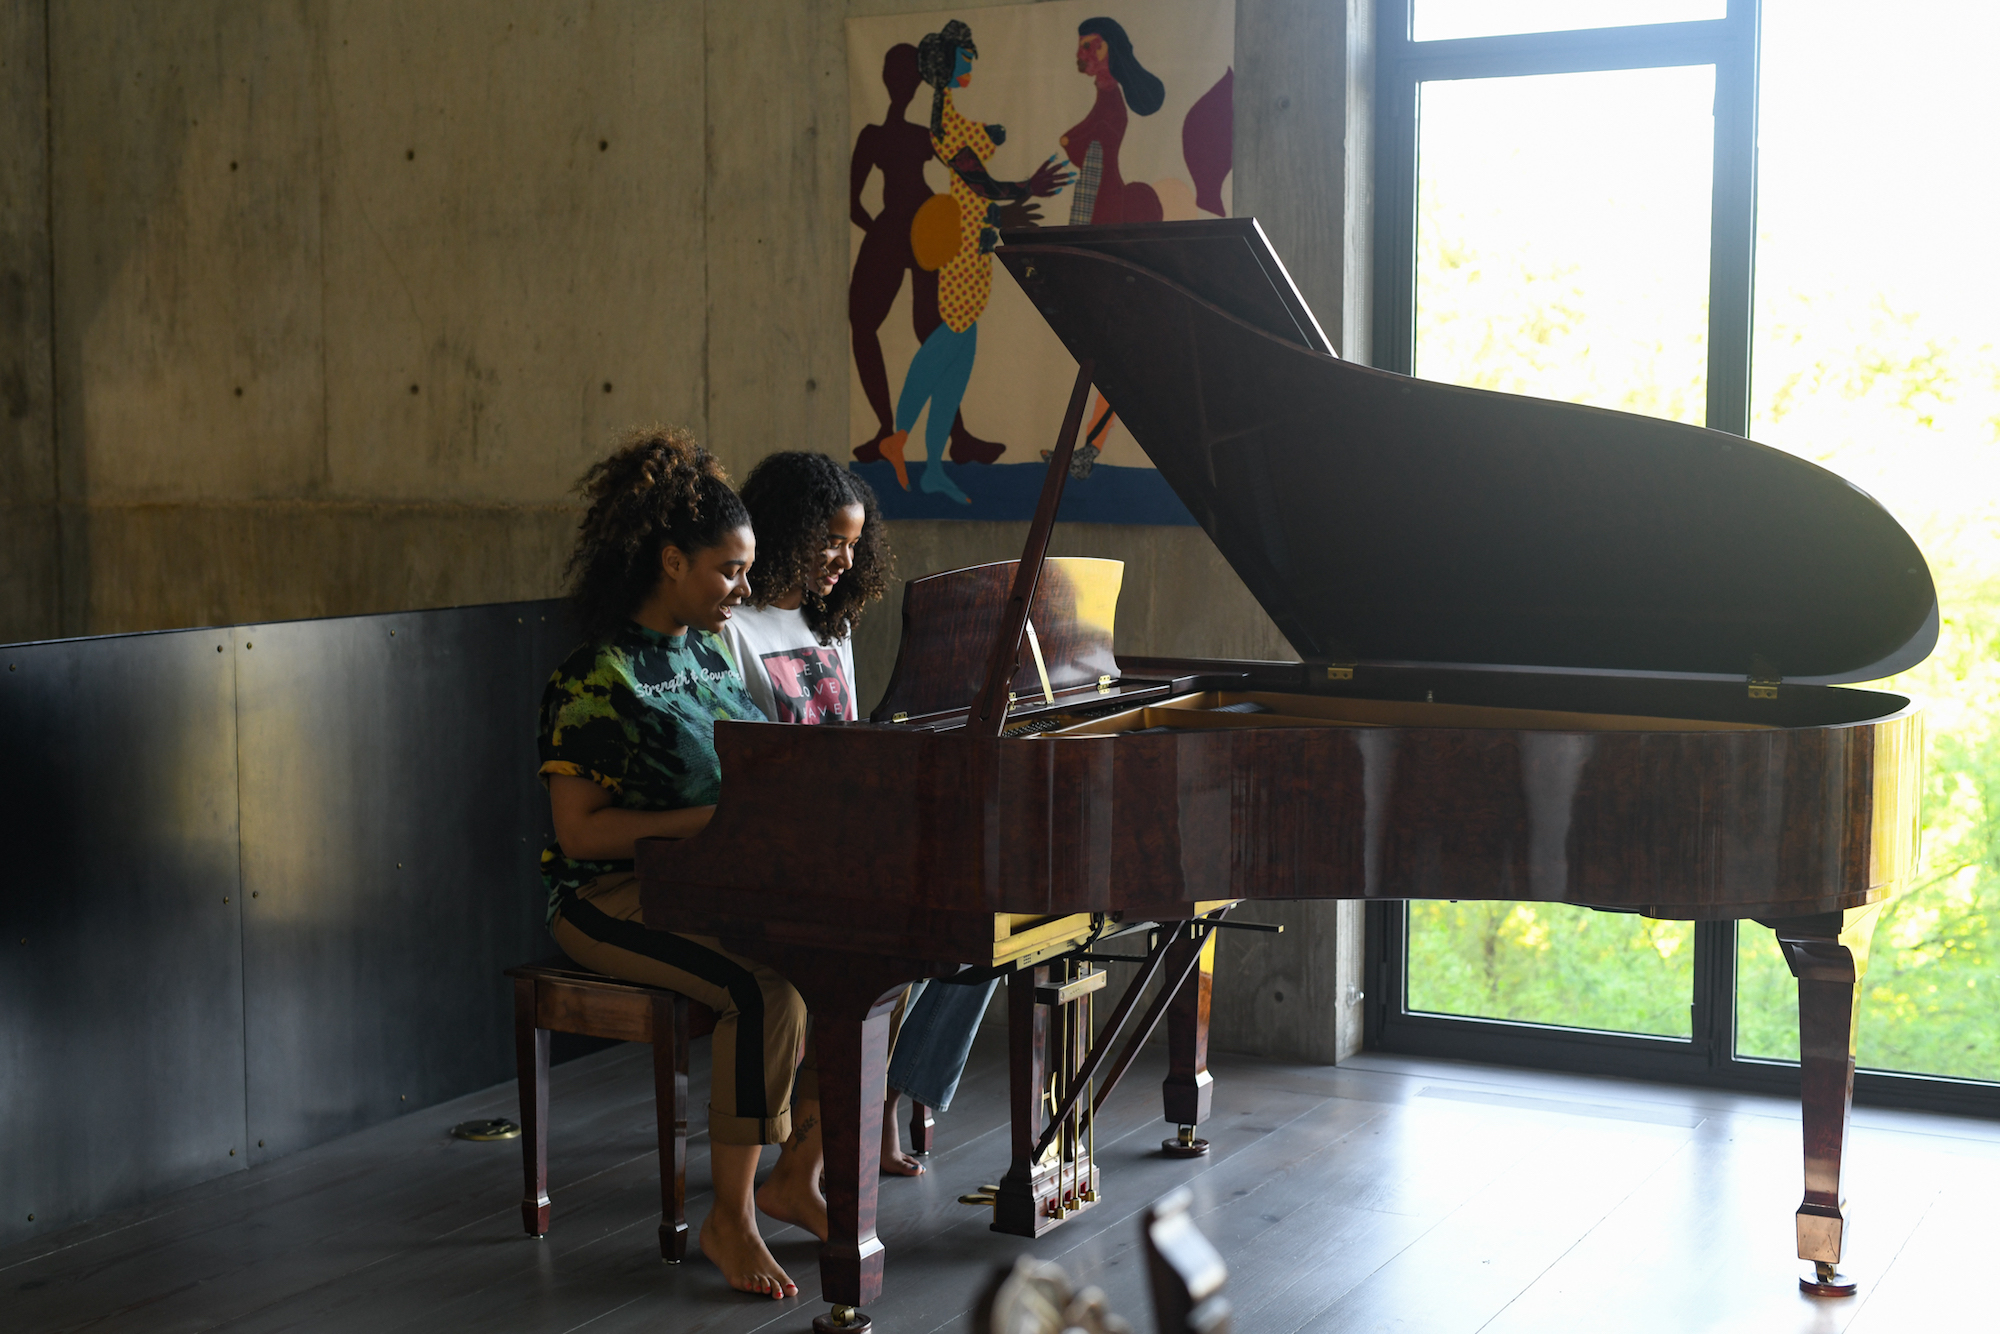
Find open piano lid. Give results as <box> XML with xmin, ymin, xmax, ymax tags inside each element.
<box><xmin>997</xmin><ymin>219</ymin><xmax>1938</xmax><ymax>686</ymax></box>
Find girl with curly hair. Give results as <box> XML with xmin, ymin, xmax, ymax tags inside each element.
<box><xmin>536</xmin><ymin>426</ymin><xmax>819</xmax><ymax>1300</ymax></box>
<box><xmin>722</xmin><ymin>451</ymin><xmax>891</xmax><ymax>724</ymax></box>
<box><xmin>725</xmin><ymin>450</ymin><xmax>998</xmax><ymax>1175</ymax></box>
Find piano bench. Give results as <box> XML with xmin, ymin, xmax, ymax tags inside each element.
<box><xmin>506</xmin><ymin>959</ymin><xmax>718</xmax><ymax>1262</ymax></box>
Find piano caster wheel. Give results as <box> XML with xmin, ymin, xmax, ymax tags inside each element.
<box><xmin>1160</xmin><ymin>1126</ymin><xmax>1209</xmax><ymax>1158</ymax></box>
<box><xmin>814</xmin><ymin>1305</ymin><xmax>874</xmax><ymax>1334</ymax></box>
<box><xmin>1800</xmin><ymin>1262</ymin><xmax>1858</xmax><ymax>1298</ymax></box>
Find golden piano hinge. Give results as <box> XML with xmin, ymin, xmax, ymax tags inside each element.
<box><xmin>892</xmin><ymin>712</ymin><xmax>909</xmax><ymax>723</ymax></box>
<box><xmin>1097</xmin><ymin>674</ymin><xmax>1114</xmax><ymax>694</ymax></box>
<box><xmin>1322</xmin><ymin>656</ymin><xmax>1357</xmax><ymax>682</ymax></box>
<box><xmin>1748</xmin><ymin>655</ymin><xmax>1781</xmax><ymax>701</ymax></box>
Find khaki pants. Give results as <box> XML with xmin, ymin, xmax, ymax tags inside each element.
<box><xmin>552</xmin><ymin>872</ymin><xmax>816</xmax><ymax>1146</ymax></box>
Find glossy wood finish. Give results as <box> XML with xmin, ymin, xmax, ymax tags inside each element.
<box><xmin>513</xmin><ymin>978</ymin><xmax>552</xmax><ymax>1237</ymax></box>
<box><xmin>653</xmin><ymin>672</ymin><xmax>1921</xmax><ymax>929</ymax></box>
<box><xmin>812</xmin><ymin>1000</ymin><xmax>897</xmax><ymax>1313</ymax></box>
<box><xmin>996</xmin><ymin>226</ymin><xmax>1936</xmax><ymax>683</ymax></box>
<box><xmin>653</xmin><ymin>992</ymin><xmax>689</xmax><ymax>1262</ymax></box>
<box><xmin>871</xmin><ymin>556</ymin><xmax>1128</xmax><ymax>723</ymax></box>
<box><xmin>642</xmin><ymin>221</ymin><xmax>1936</xmax><ymax>1307</ymax></box>
<box><xmin>995</xmin><ymin>966</ymin><xmax>1053</xmax><ymax>1237</ymax></box>
<box><xmin>908</xmin><ymin>1100</ymin><xmax>934</xmax><ymax>1155</ymax></box>
<box><xmin>645</xmin><ymin>645</ymin><xmax>1923</xmax><ymax>1296</ymax></box>
<box><xmin>1162</xmin><ymin>931</ymin><xmax>1215</xmax><ymax>1136</ymax></box>
<box><xmin>506</xmin><ymin>962</ymin><xmax>716</xmax><ymax>1261</ymax></box>
<box><xmin>1765</xmin><ymin>906</ymin><xmax>1882</xmax><ymax>1293</ymax></box>
<box><xmin>970</xmin><ymin>360</ymin><xmax>1097</xmax><ymax>737</ymax></box>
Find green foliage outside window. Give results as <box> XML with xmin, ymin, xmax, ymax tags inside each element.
<box><xmin>1405</xmin><ymin>42</ymin><xmax>2000</xmax><ymax>1081</ymax></box>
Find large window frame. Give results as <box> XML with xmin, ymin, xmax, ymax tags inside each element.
<box><xmin>1364</xmin><ymin>0</ymin><xmax>2000</xmax><ymax>1121</ymax></box>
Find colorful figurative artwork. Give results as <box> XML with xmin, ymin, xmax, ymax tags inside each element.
<box><xmin>845</xmin><ymin>1</ymin><xmax>1236</xmax><ymax>524</ymax></box>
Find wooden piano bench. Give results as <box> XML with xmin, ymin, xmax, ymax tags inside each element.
<box><xmin>506</xmin><ymin>960</ymin><xmax>718</xmax><ymax>1262</ymax></box>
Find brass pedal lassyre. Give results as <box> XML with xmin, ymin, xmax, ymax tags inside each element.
<box><xmin>990</xmin><ymin>910</ymin><xmax>1235</xmax><ymax>1239</ymax></box>
<box><xmin>992</xmin><ymin>959</ymin><xmax>1106</xmax><ymax>1236</ymax></box>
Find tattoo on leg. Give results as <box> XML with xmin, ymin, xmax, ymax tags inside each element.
<box><xmin>789</xmin><ymin>1114</ymin><xmax>817</xmax><ymax>1149</ymax></box>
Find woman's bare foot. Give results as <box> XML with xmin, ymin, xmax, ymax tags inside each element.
<box><xmin>880</xmin><ymin>1097</ymin><xmax>924</xmax><ymax>1176</ymax></box>
<box><xmin>698</xmin><ymin>1211</ymin><xmax>797</xmax><ymax>1300</ymax></box>
<box><xmin>755</xmin><ymin>1169</ymin><xmax>830</xmax><ymax>1241</ymax></box>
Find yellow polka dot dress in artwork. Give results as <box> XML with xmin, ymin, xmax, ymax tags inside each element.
<box><xmin>932</xmin><ymin>93</ymin><xmax>998</xmax><ymax>334</ymax></box>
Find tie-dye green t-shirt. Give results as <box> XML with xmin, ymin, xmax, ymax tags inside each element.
<box><xmin>537</xmin><ymin>620</ymin><xmax>766</xmax><ymax>920</ymax></box>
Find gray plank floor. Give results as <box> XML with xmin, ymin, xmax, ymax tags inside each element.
<box><xmin>6</xmin><ymin>1030</ymin><xmax>1997</xmax><ymax>1334</ymax></box>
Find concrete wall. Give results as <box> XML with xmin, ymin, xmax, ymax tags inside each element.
<box><xmin>5</xmin><ymin>0</ymin><xmax>1372</xmax><ymax>1062</ymax></box>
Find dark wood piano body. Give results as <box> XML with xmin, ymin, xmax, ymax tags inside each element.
<box><xmin>640</xmin><ymin>219</ymin><xmax>1935</xmax><ymax>1323</ymax></box>
<box><xmin>667</xmin><ymin>662</ymin><xmax>1918</xmax><ymax>932</ymax></box>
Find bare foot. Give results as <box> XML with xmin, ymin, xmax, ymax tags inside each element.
<box><xmin>698</xmin><ymin>1211</ymin><xmax>797</xmax><ymax>1300</ymax></box>
<box><xmin>756</xmin><ymin>1169</ymin><xmax>830</xmax><ymax>1242</ymax></box>
<box><xmin>881</xmin><ymin>1116</ymin><xmax>924</xmax><ymax>1177</ymax></box>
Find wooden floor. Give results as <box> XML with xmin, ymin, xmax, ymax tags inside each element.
<box><xmin>7</xmin><ymin>1030</ymin><xmax>1998</xmax><ymax>1334</ymax></box>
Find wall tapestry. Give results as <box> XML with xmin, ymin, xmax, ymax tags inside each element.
<box><xmin>845</xmin><ymin>1</ymin><xmax>1235</xmax><ymax>524</ymax></box>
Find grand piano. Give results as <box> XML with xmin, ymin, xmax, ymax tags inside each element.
<box><xmin>639</xmin><ymin>220</ymin><xmax>1933</xmax><ymax>1331</ymax></box>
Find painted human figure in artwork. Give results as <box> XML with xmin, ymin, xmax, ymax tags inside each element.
<box><xmin>879</xmin><ymin>20</ymin><xmax>1072</xmax><ymax>505</ymax></box>
<box><xmin>1062</xmin><ymin>17</ymin><xmax>1166</xmax><ymax>228</ymax></box>
<box><xmin>847</xmin><ymin>43</ymin><xmax>1011</xmax><ymax>468</ymax></box>
<box><xmin>1050</xmin><ymin>17</ymin><xmax>1167</xmax><ymax>478</ymax></box>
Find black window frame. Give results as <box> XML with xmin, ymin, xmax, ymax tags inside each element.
<box><xmin>1363</xmin><ymin>0</ymin><xmax>2000</xmax><ymax>1121</ymax></box>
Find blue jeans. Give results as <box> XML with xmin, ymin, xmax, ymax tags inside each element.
<box><xmin>886</xmin><ymin>975</ymin><xmax>998</xmax><ymax>1112</ymax></box>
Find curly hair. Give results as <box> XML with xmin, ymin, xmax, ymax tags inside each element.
<box><xmin>564</xmin><ymin>425</ymin><xmax>750</xmax><ymax>638</ymax></box>
<box><xmin>738</xmin><ymin>451</ymin><xmax>893</xmax><ymax>645</ymax></box>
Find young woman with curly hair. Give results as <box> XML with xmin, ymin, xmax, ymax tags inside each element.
<box><xmin>536</xmin><ymin>425</ymin><xmax>820</xmax><ymax>1300</ymax></box>
<box><xmin>722</xmin><ymin>451</ymin><xmax>891</xmax><ymax>724</ymax></box>
<box><xmin>724</xmin><ymin>450</ymin><xmax>998</xmax><ymax>1177</ymax></box>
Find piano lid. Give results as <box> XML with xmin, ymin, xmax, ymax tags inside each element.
<box><xmin>997</xmin><ymin>220</ymin><xmax>1938</xmax><ymax>685</ymax></box>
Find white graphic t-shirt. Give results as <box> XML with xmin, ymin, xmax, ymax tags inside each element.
<box><xmin>719</xmin><ymin>603</ymin><xmax>856</xmax><ymax>724</ymax></box>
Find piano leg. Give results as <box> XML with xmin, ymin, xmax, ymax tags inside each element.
<box><xmin>994</xmin><ymin>964</ymin><xmax>1051</xmax><ymax>1237</ymax></box>
<box><xmin>1161</xmin><ymin>927</ymin><xmax>1216</xmax><ymax>1158</ymax></box>
<box><xmin>806</xmin><ymin>979</ymin><xmax>906</xmax><ymax>1334</ymax></box>
<box><xmin>1768</xmin><ymin>905</ymin><xmax>1881</xmax><ymax>1299</ymax></box>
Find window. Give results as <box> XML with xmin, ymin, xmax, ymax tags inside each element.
<box><xmin>1368</xmin><ymin>0</ymin><xmax>2000</xmax><ymax>1117</ymax></box>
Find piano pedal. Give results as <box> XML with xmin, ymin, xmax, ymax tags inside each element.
<box><xmin>960</xmin><ymin>1184</ymin><xmax>1001</xmax><ymax>1206</ymax></box>
<box><xmin>1160</xmin><ymin>1124</ymin><xmax>1210</xmax><ymax>1158</ymax></box>
<box><xmin>1800</xmin><ymin>1261</ymin><xmax>1858</xmax><ymax>1298</ymax></box>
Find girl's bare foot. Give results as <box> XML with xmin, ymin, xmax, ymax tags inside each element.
<box><xmin>881</xmin><ymin>1113</ymin><xmax>925</xmax><ymax>1177</ymax></box>
<box><xmin>698</xmin><ymin>1211</ymin><xmax>797</xmax><ymax>1300</ymax></box>
<box><xmin>754</xmin><ymin>1169</ymin><xmax>830</xmax><ymax>1242</ymax></box>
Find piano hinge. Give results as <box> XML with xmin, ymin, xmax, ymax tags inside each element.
<box><xmin>1322</xmin><ymin>658</ymin><xmax>1356</xmax><ymax>682</ymax></box>
<box><xmin>1748</xmin><ymin>655</ymin><xmax>1781</xmax><ymax>701</ymax></box>
<box><xmin>1097</xmin><ymin>674</ymin><xmax>1113</xmax><ymax>693</ymax></box>
<box><xmin>892</xmin><ymin>711</ymin><xmax>909</xmax><ymax>723</ymax></box>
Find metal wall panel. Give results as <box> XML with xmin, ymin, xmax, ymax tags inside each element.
<box><xmin>0</xmin><ymin>629</ymin><xmax>247</xmax><ymax>1247</ymax></box>
<box><xmin>235</xmin><ymin>601</ymin><xmax>568</xmax><ymax>1160</ymax></box>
